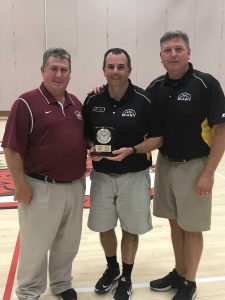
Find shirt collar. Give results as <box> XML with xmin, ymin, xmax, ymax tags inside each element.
<box><xmin>39</xmin><ymin>82</ymin><xmax>74</xmax><ymax>106</ymax></box>
<box><xmin>164</xmin><ymin>62</ymin><xmax>194</xmax><ymax>87</ymax></box>
<box><xmin>104</xmin><ymin>79</ymin><xmax>134</xmax><ymax>104</ymax></box>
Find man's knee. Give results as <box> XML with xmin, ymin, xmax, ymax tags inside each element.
<box><xmin>122</xmin><ymin>231</ymin><xmax>138</xmax><ymax>242</ymax></box>
<box><xmin>184</xmin><ymin>231</ymin><xmax>202</xmax><ymax>238</ymax></box>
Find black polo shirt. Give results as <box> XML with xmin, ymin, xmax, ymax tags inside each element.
<box><xmin>83</xmin><ymin>81</ymin><xmax>161</xmax><ymax>173</ymax></box>
<box><xmin>146</xmin><ymin>63</ymin><xmax>225</xmax><ymax>159</ymax></box>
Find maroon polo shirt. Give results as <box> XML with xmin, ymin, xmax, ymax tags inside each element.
<box><xmin>2</xmin><ymin>83</ymin><xmax>87</xmax><ymax>181</ymax></box>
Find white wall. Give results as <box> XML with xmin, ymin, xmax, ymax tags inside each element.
<box><xmin>1</xmin><ymin>0</ymin><xmax>225</xmax><ymax>110</ymax></box>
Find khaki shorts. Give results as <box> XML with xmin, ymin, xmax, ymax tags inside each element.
<box><xmin>88</xmin><ymin>169</ymin><xmax>152</xmax><ymax>234</ymax></box>
<box><xmin>153</xmin><ymin>153</ymin><xmax>212</xmax><ymax>232</ymax></box>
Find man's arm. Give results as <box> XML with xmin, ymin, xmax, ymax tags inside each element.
<box><xmin>196</xmin><ymin>123</ymin><xmax>225</xmax><ymax>197</ymax></box>
<box><xmin>133</xmin><ymin>136</ymin><xmax>163</xmax><ymax>153</ymax></box>
<box><xmin>106</xmin><ymin>136</ymin><xmax>163</xmax><ymax>161</ymax></box>
<box><xmin>3</xmin><ymin>148</ymin><xmax>33</xmax><ymax>205</ymax></box>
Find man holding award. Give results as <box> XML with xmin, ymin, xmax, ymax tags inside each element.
<box><xmin>83</xmin><ymin>48</ymin><xmax>162</xmax><ymax>300</ymax></box>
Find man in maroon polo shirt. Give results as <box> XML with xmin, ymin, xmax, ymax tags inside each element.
<box><xmin>2</xmin><ymin>48</ymin><xmax>86</xmax><ymax>300</ymax></box>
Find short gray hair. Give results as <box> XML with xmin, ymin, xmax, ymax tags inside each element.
<box><xmin>160</xmin><ymin>30</ymin><xmax>190</xmax><ymax>49</ymax></box>
<box><xmin>42</xmin><ymin>47</ymin><xmax>71</xmax><ymax>71</ymax></box>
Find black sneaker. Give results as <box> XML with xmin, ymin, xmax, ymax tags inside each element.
<box><xmin>95</xmin><ymin>265</ymin><xmax>120</xmax><ymax>294</ymax></box>
<box><xmin>150</xmin><ymin>269</ymin><xmax>184</xmax><ymax>291</ymax></box>
<box><xmin>172</xmin><ymin>280</ymin><xmax>197</xmax><ymax>300</ymax></box>
<box><xmin>58</xmin><ymin>288</ymin><xmax>77</xmax><ymax>300</ymax></box>
<box><xmin>112</xmin><ymin>276</ymin><xmax>132</xmax><ymax>300</ymax></box>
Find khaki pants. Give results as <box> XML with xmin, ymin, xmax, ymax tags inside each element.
<box><xmin>16</xmin><ymin>175</ymin><xmax>85</xmax><ymax>299</ymax></box>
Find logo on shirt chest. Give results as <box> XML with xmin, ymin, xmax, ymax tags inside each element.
<box><xmin>75</xmin><ymin>110</ymin><xmax>83</xmax><ymax>120</ymax></box>
<box><xmin>177</xmin><ymin>92</ymin><xmax>191</xmax><ymax>101</ymax></box>
<box><xmin>121</xmin><ymin>109</ymin><xmax>136</xmax><ymax>117</ymax></box>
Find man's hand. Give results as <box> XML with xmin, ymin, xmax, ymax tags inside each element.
<box><xmin>89</xmin><ymin>147</ymin><xmax>104</xmax><ymax>161</ymax></box>
<box><xmin>105</xmin><ymin>147</ymin><xmax>133</xmax><ymax>162</ymax></box>
<box><xmin>14</xmin><ymin>182</ymin><xmax>33</xmax><ymax>205</ymax></box>
<box><xmin>195</xmin><ymin>171</ymin><xmax>214</xmax><ymax>198</ymax></box>
<box><xmin>3</xmin><ymin>148</ymin><xmax>33</xmax><ymax>205</ymax></box>
<box><xmin>88</xmin><ymin>85</ymin><xmax>104</xmax><ymax>94</ymax></box>
<box><xmin>195</xmin><ymin>123</ymin><xmax>225</xmax><ymax>198</ymax></box>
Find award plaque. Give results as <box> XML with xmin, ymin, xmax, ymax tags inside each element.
<box><xmin>93</xmin><ymin>126</ymin><xmax>115</xmax><ymax>156</ymax></box>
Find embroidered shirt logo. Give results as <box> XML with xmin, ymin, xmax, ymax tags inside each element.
<box><xmin>45</xmin><ymin>110</ymin><xmax>52</xmax><ymax>114</ymax></box>
<box><xmin>177</xmin><ymin>92</ymin><xmax>191</xmax><ymax>101</ymax></box>
<box><xmin>75</xmin><ymin>111</ymin><xmax>82</xmax><ymax>120</ymax></box>
<box><xmin>93</xmin><ymin>106</ymin><xmax>105</xmax><ymax>113</ymax></box>
<box><xmin>122</xmin><ymin>109</ymin><xmax>136</xmax><ymax>117</ymax></box>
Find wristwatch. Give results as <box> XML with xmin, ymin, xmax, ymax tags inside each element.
<box><xmin>131</xmin><ymin>146</ymin><xmax>137</xmax><ymax>154</ymax></box>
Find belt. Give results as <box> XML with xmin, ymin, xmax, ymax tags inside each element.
<box><xmin>107</xmin><ymin>173</ymin><xmax>123</xmax><ymax>178</ymax></box>
<box><xmin>162</xmin><ymin>154</ymin><xmax>191</xmax><ymax>163</ymax></box>
<box><xmin>26</xmin><ymin>173</ymin><xmax>72</xmax><ymax>184</ymax></box>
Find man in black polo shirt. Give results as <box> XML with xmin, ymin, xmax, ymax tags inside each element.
<box><xmin>147</xmin><ymin>30</ymin><xmax>225</xmax><ymax>300</ymax></box>
<box><xmin>83</xmin><ymin>48</ymin><xmax>162</xmax><ymax>300</ymax></box>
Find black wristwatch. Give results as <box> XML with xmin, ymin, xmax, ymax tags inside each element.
<box><xmin>131</xmin><ymin>146</ymin><xmax>137</xmax><ymax>154</ymax></box>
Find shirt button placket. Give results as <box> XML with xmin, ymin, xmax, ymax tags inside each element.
<box><xmin>169</xmin><ymin>88</ymin><xmax>173</xmax><ymax>99</ymax></box>
<box><xmin>113</xmin><ymin>104</ymin><xmax>117</xmax><ymax>114</ymax></box>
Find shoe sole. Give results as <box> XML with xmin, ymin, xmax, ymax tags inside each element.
<box><xmin>95</xmin><ymin>274</ymin><xmax>121</xmax><ymax>294</ymax></box>
<box><xmin>171</xmin><ymin>289</ymin><xmax>197</xmax><ymax>300</ymax></box>
<box><xmin>150</xmin><ymin>285</ymin><xmax>173</xmax><ymax>292</ymax></box>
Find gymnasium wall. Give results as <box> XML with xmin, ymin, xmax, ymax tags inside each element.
<box><xmin>1</xmin><ymin>0</ymin><xmax>225</xmax><ymax>111</ymax></box>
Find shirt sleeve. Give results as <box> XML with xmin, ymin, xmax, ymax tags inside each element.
<box><xmin>144</xmin><ymin>92</ymin><xmax>163</xmax><ymax>138</ymax></box>
<box><xmin>1</xmin><ymin>99</ymin><xmax>32</xmax><ymax>157</ymax></box>
<box><xmin>206</xmin><ymin>76</ymin><xmax>225</xmax><ymax>126</ymax></box>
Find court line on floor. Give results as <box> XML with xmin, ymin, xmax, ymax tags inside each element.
<box><xmin>215</xmin><ymin>171</ymin><xmax>225</xmax><ymax>180</ymax></box>
<box><xmin>3</xmin><ymin>232</ymin><xmax>20</xmax><ymax>300</ymax></box>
